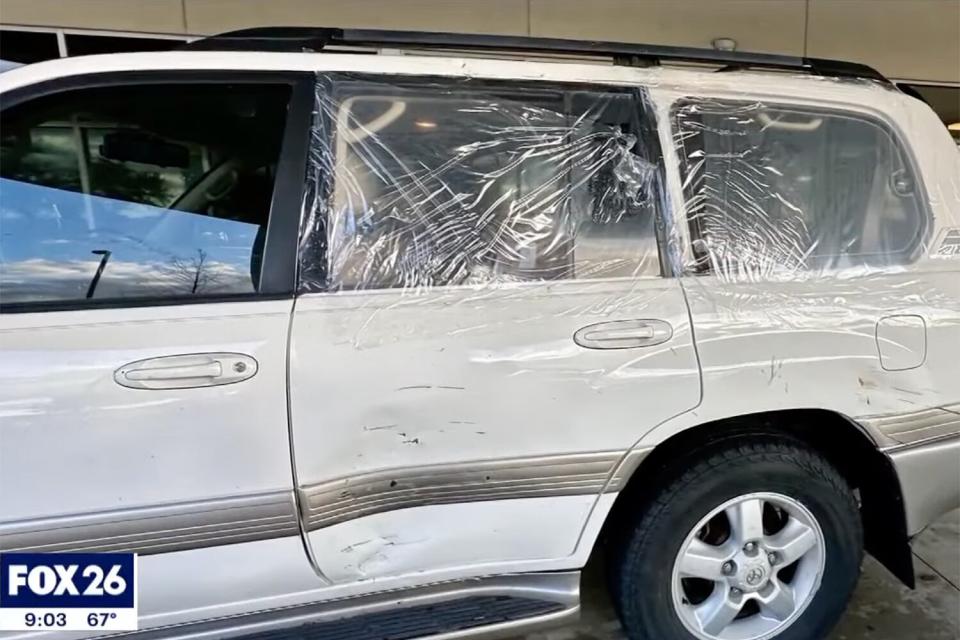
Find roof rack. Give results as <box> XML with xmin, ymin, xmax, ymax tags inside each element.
<box><xmin>181</xmin><ymin>27</ymin><xmax>889</xmax><ymax>83</ymax></box>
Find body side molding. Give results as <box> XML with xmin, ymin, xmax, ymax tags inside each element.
<box><xmin>0</xmin><ymin>491</ymin><xmax>299</xmax><ymax>555</ymax></box>
<box><xmin>1</xmin><ymin>451</ymin><xmax>653</xmax><ymax>553</ymax></box>
<box><xmin>300</xmin><ymin>450</ymin><xmax>651</xmax><ymax>531</ymax></box>
<box><xmin>861</xmin><ymin>404</ymin><xmax>960</xmax><ymax>448</ymax></box>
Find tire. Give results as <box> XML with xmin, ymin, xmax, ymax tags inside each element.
<box><xmin>611</xmin><ymin>439</ymin><xmax>863</xmax><ymax>640</ymax></box>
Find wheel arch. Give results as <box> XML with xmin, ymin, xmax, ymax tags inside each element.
<box><xmin>599</xmin><ymin>408</ymin><xmax>915</xmax><ymax>587</ymax></box>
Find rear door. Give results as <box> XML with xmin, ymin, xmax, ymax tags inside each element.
<box><xmin>287</xmin><ymin>74</ymin><xmax>701</xmax><ymax>583</ymax></box>
<box><xmin>0</xmin><ymin>73</ymin><xmax>315</xmax><ymax>623</ymax></box>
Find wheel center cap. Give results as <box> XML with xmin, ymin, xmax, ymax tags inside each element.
<box><xmin>745</xmin><ymin>566</ymin><xmax>766</xmax><ymax>586</ymax></box>
<box><xmin>732</xmin><ymin>556</ymin><xmax>771</xmax><ymax>592</ymax></box>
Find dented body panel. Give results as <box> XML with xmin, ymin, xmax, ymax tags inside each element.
<box><xmin>289</xmin><ymin>280</ymin><xmax>698</xmax><ymax>581</ymax></box>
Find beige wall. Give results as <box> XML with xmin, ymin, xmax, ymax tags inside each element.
<box><xmin>807</xmin><ymin>0</ymin><xmax>959</xmax><ymax>83</ymax></box>
<box><xmin>529</xmin><ymin>0</ymin><xmax>807</xmax><ymax>56</ymax></box>
<box><xmin>184</xmin><ymin>0</ymin><xmax>529</xmax><ymax>36</ymax></box>
<box><xmin>1</xmin><ymin>0</ymin><xmax>958</xmax><ymax>83</ymax></box>
<box><xmin>0</xmin><ymin>0</ymin><xmax>186</xmax><ymax>33</ymax></box>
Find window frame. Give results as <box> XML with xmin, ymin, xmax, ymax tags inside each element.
<box><xmin>0</xmin><ymin>70</ymin><xmax>315</xmax><ymax>314</ymax></box>
<box><xmin>297</xmin><ymin>73</ymin><xmax>674</xmax><ymax>294</ymax></box>
<box><xmin>669</xmin><ymin>96</ymin><xmax>933</xmax><ymax>276</ymax></box>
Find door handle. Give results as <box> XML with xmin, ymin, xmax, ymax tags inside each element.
<box><xmin>124</xmin><ymin>362</ymin><xmax>222</xmax><ymax>381</ymax></box>
<box><xmin>573</xmin><ymin>319</ymin><xmax>673</xmax><ymax>350</ymax></box>
<box><xmin>115</xmin><ymin>353</ymin><xmax>258</xmax><ymax>390</ymax></box>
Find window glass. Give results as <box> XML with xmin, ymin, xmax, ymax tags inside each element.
<box><xmin>0</xmin><ymin>30</ymin><xmax>60</xmax><ymax>64</ymax></box>
<box><xmin>302</xmin><ymin>78</ymin><xmax>662</xmax><ymax>291</ymax></box>
<box><xmin>64</xmin><ymin>35</ymin><xmax>184</xmax><ymax>57</ymax></box>
<box><xmin>674</xmin><ymin>99</ymin><xmax>927</xmax><ymax>277</ymax></box>
<box><xmin>0</xmin><ymin>83</ymin><xmax>291</xmax><ymax>305</ymax></box>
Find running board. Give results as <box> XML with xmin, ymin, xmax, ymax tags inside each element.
<box><xmin>116</xmin><ymin>572</ymin><xmax>580</xmax><ymax>640</ymax></box>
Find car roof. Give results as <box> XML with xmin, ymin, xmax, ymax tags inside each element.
<box><xmin>0</xmin><ymin>49</ymin><xmax>898</xmax><ymax>100</ymax></box>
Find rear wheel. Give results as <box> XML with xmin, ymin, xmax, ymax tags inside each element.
<box><xmin>611</xmin><ymin>439</ymin><xmax>863</xmax><ymax>640</ymax></box>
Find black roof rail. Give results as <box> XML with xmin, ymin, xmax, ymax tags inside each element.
<box><xmin>181</xmin><ymin>27</ymin><xmax>889</xmax><ymax>83</ymax></box>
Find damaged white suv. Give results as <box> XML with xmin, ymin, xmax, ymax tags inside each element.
<box><xmin>1</xmin><ymin>28</ymin><xmax>958</xmax><ymax>640</ymax></box>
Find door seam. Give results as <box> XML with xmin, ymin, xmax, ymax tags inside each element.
<box><xmin>284</xmin><ymin>296</ymin><xmax>332</xmax><ymax>584</ymax></box>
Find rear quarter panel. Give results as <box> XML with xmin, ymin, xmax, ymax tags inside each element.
<box><xmin>641</xmin><ymin>78</ymin><xmax>960</xmax><ymax>448</ymax></box>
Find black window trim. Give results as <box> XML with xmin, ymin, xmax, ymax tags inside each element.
<box><xmin>0</xmin><ymin>70</ymin><xmax>314</xmax><ymax>314</ymax></box>
<box><xmin>670</xmin><ymin>96</ymin><xmax>933</xmax><ymax>277</ymax></box>
<box><xmin>297</xmin><ymin>73</ymin><xmax>675</xmax><ymax>294</ymax></box>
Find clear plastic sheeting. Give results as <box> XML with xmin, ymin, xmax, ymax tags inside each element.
<box><xmin>673</xmin><ymin>97</ymin><xmax>930</xmax><ymax>281</ymax></box>
<box><xmin>298</xmin><ymin>74</ymin><xmax>663</xmax><ymax>292</ymax></box>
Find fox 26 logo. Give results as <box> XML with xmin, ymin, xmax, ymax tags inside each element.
<box><xmin>0</xmin><ymin>553</ymin><xmax>137</xmax><ymax>631</ymax></box>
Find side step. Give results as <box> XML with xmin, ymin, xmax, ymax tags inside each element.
<box><xmin>118</xmin><ymin>573</ymin><xmax>580</xmax><ymax>640</ymax></box>
<box><xmin>236</xmin><ymin>595</ymin><xmax>565</xmax><ymax>640</ymax></box>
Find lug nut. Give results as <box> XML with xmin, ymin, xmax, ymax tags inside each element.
<box><xmin>744</xmin><ymin>541</ymin><xmax>757</xmax><ymax>553</ymax></box>
<box><xmin>722</xmin><ymin>561</ymin><xmax>736</xmax><ymax>575</ymax></box>
<box><xmin>768</xmin><ymin>552</ymin><xmax>779</xmax><ymax>565</ymax></box>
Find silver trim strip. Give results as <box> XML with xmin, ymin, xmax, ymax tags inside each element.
<box><xmin>887</xmin><ymin>433</ymin><xmax>960</xmax><ymax>535</ymax></box>
<box><xmin>608</xmin><ymin>447</ymin><xmax>652</xmax><ymax>490</ymax></box>
<box><xmin>103</xmin><ymin>572</ymin><xmax>580</xmax><ymax>640</ymax></box>
<box><xmin>862</xmin><ymin>404</ymin><xmax>960</xmax><ymax>447</ymax></box>
<box><xmin>301</xmin><ymin>450</ymin><xmax>643</xmax><ymax>531</ymax></box>
<box><xmin>0</xmin><ymin>491</ymin><xmax>299</xmax><ymax>555</ymax></box>
<box><xmin>3</xmin><ymin>450</ymin><xmax>653</xmax><ymax>554</ymax></box>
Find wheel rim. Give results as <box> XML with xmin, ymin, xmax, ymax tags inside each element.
<box><xmin>670</xmin><ymin>492</ymin><xmax>826</xmax><ymax>640</ymax></box>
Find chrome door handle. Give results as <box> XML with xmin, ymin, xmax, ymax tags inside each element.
<box><xmin>115</xmin><ymin>353</ymin><xmax>258</xmax><ymax>390</ymax></box>
<box><xmin>573</xmin><ymin>319</ymin><xmax>673</xmax><ymax>350</ymax></box>
<box><xmin>124</xmin><ymin>362</ymin><xmax>222</xmax><ymax>381</ymax></box>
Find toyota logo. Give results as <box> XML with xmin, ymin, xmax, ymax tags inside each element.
<box><xmin>745</xmin><ymin>567</ymin><xmax>766</xmax><ymax>586</ymax></box>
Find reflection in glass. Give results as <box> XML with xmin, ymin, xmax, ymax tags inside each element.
<box><xmin>0</xmin><ymin>82</ymin><xmax>291</xmax><ymax>305</ymax></box>
<box><xmin>1</xmin><ymin>179</ymin><xmax>259</xmax><ymax>302</ymax></box>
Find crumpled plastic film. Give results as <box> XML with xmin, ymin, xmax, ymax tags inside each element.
<box><xmin>672</xmin><ymin>96</ymin><xmax>931</xmax><ymax>281</ymax></box>
<box><xmin>298</xmin><ymin>74</ymin><xmax>662</xmax><ymax>292</ymax></box>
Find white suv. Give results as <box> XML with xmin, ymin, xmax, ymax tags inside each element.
<box><xmin>1</xmin><ymin>28</ymin><xmax>958</xmax><ymax>640</ymax></box>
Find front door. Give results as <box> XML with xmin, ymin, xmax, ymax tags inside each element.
<box><xmin>287</xmin><ymin>73</ymin><xmax>701</xmax><ymax>584</ymax></box>
<box><xmin>0</xmin><ymin>73</ymin><xmax>314</xmax><ymax>626</ymax></box>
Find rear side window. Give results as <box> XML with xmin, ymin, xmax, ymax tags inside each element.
<box><xmin>0</xmin><ymin>82</ymin><xmax>291</xmax><ymax>306</ymax></box>
<box><xmin>674</xmin><ymin>99</ymin><xmax>927</xmax><ymax>277</ymax></box>
<box><xmin>299</xmin><ymin>76</ymin><xmax>664</xmax><ymax>291</ymax></box>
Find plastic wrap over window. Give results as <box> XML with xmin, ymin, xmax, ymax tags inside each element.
<box><xmin>673</xmin><ymin>98</ymin><xmax>930</xmax><ymax>281</ymax></box>
<box><xmin>298</xmin><ymin>74</ymin><xmax>662</xmax><ymax>292</ymax></box>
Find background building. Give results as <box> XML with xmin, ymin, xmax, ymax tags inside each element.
<box><xmin>0</xmin><ymin>0</ymin><xmax>957</xmax><ymax>134</ymax></box>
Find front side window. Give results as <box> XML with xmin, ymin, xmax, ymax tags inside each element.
<box><xmin>299</xmin><ymin>76</ymin><xmax>663</xmax><ymax>291</ymax></box>
<box><xmin>674</xmin><ymin>99</ymin><xmax>927</xmax><ymax>278</ymax></box>
<box><xmin>0</xmin><ymin>82</ymin><xmax>291</xmax><ymax>306</ymax></box>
